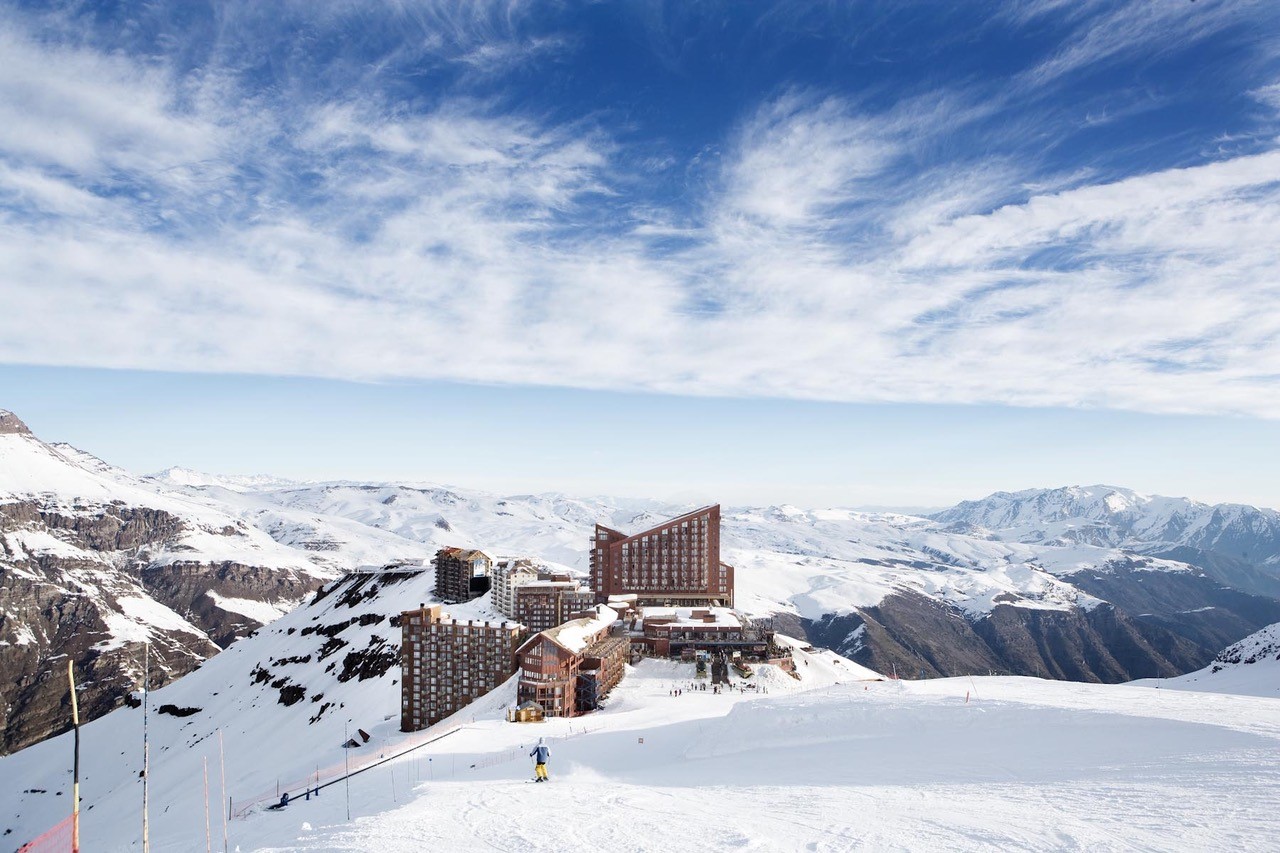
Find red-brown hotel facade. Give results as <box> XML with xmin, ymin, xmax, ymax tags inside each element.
<box><xmin>402</xmin><ymin>504</ymin><xmax>739</xmax><ymax>730</ymax></box>
<box><xmin>589</xmin><ymin>504</ymin><xmax>734</xmax><ymax>608</ymax></box>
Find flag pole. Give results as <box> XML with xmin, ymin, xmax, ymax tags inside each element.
<box><xmin>68</xmin><ymin>660</ymin><xmax>81</xmax><ymax>853</ymax></box>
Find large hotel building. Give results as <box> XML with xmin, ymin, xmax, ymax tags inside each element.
<box><xmin>589</xmin><ymin>505</ymin><xmax>734</xmax><ymax>608</ymax></box>
<box><xmin>400</xmin><ymin>604</ymin><xmax>524</xmax><ymax>732</ymax></box>
<box><xmin>433</xmin><ymin>547</ymin><xmax>492</xmax><ymax>604</ymax></box>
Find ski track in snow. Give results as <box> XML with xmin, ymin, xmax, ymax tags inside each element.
<box><xmin>233</xmin><ymin>661</ymin><xmax>1280</xmax><ymax>853</ymax></box>
<box><xmin>7</xmin><ymin>430</ymin><xmax>1280</xmax><ymax>850</ymax></box>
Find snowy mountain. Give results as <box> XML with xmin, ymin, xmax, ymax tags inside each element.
<box><xmin>933</xmin><ymin>485</ymin><xmax>1280</xmax><ymax>593</ymax></box>
<box><xmin>9</xmin><ymin>404</ymin><xmax>1280</xmax><ymax>757</ymax></box>
<box><xmin>0</xmin><ymin>411</ymin><xmax>343</xmax><ymax>754</ymax></box>
<box><xmin>1132</xmin><ymin>621</ymin><xmax>1280</xmax><ymax>698</ymax></box>
<box><xmin>140</xmin><ymin>473</ymin><xmax>1280</xmax><ymax>686</ymax></box>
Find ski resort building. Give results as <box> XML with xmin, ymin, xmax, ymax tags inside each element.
<box><xmin>631</xmin><ymin>607</ymin><xmax>772</xmax><ymax>659</ymax></box>
<box><xmin>400</xmin><ymin>604</ymin><xmax>525</xmax><ymax>732</ymax></box>
<box><xmin>511</xmin><ymin>571</ymin><xmax>596</xmax><ymax>634</ymax></box>
<box><xmin>590</xmin><ymin>505</ymin><xmax>734</xmax><ymax>608</ymax></box>
<box><xmin>433</xmin><ymin>547</ymin><xmax>492</xmax><ymax>603</ymax></box>
<box><xmin>515</xmin><ymin>606</ymin><xmax>626</xmax><ymax>718</ymax></box>
<box><xmin>491</xmin><ymin>557</ymin><xmax>539</xmax><ymax>617</ymax></box>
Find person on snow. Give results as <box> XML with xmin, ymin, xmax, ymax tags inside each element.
<box><xmin>530</xmin><ymin>737</ymin><xmax>551</xmax><ymax>782</ymax></box>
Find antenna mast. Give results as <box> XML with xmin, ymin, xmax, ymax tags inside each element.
<box><xmin>142</xmin><ymin>642</ymin><xmax>151</xmax><ymax>853</ymax></box>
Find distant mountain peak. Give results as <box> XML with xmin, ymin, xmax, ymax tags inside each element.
<box><xmin>0</xmin><ymin>409</ymin><xmax>33</xmax><ymax>436</ymax></box>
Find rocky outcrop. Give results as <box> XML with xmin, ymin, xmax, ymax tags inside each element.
<box><xmin>804</xmin><ymin>590</ymin><xmax>1209</xmax><ymax>682</ymax></box>
<box><xmin>1062</xmin><ymin>566</ymin><xmax>1280</xmax><ymax>657</ymax></box>
<box><xmin>141</xmin><ymin>561</ymin><xmax>320</xmax><ymax>648</ymax></box>
<box><xmin>0</xmin><ymin>501</ymin><xmax>186</xmax><ymax>551</ymax></box>
<box><xmin>0</xmin><ymin>558</ymin><xmax>220</xmax><ymax>753</ymax></box>
<box><xmin>0</xmin><ymin>416</ymin><xmax>328</xmax><ymax>755</ymax></box>
<box><xmin>0</xmin><ymin>411</ymin><xmax>32</xmax><ymax>435</ymax></box>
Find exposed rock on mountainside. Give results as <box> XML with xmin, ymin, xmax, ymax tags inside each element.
<box><xmin>1131</xmin><ymin>621</ymin><xmax>1280</xmax><ymax>697</ymax></box>
<box><xmin>8</xmin><ymin>405</ymin><xmax>1280</xmax><ymax>756</ymax></box>
<box><xmin>804</xmin><ymin>590</ymin><xmax>1206</xmax><ymax>682</ymax></box>
<box><xmin>0</xmin><ymin>410</ymin><xmax>333</xmax><ymax>754</ymax></box>
<box><xmin>1062</xmin><ymin>565</ymin><xmax>1280</xmax><ymax>656</ymax></box>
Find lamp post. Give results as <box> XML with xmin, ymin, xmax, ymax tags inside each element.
<box><xmin>344</xmin><ymin>720</ymin><xmax>351</xmax><ymax>821</ymax></box>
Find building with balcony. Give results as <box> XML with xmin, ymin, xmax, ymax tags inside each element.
<box><xmin>400</xmin><ymin>604</ymin><xmax>524</xmax><ymax>732</ymax></box>
<box><xmin>630</xmin><ymin>607</ymin><xmax>772</xmax><ymax>658</ymax></box>
<box><xmin>491</xmin><ymin>557</ymin><xmax>539</xmax><ymax>618</ymax></box>
<box><xmin>515</xmin><ymin>606</ymin><xmax>624</xmax><ymax>718</ymax></box>
<box><xmin>512</xmin><ymin>571</ymin><xmax>596</xmax><ymax>634</ymax></box>
<box><xmin>433</xmin><ymin>547</ymin><xmax>492</xmax><ymax>603</ymax></box>
<box><xmin>589</xmin><ymin>505</ymin><xmax>734</xmax><ymax>608</ymax></box>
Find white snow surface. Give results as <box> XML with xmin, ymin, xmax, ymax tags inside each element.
<box><xmin>1132</xmin><ymin>621</ymin><xmax>1280</xmax><ymax>698</ymax></box>
<box><xmin>544</xmin><ymin>605</ymin><xmax>618</xmax><ymax>654</ymax></box>
<box><xmin>206</xmin><ymin>591</ymin><xmax>295</xmax><ymax>625</ymax></box>
<box><xmin>235</xmin><ymin>673</ymin><xmax>1280</xmax><ymax>853</ymax></box>
<box><xmin>4</xmin><ymin>557</ymin><xmax>1279</xmax><ymax>851</ymax></box>
<box><xmin>9</xmin><ymin>650</ymin><xmax>1279</xmax><ymax>852</ymax></box>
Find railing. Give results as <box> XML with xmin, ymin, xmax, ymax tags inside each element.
<box><xmin>230</xmin><ymin>724</ymin><xmax>463</xmax><ymax>820</ymax></box>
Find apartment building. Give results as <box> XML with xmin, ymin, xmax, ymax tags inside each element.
<box><xmin>491</xmin><ymin>557</ymin><xmax>539</xmax><ymax>617</ymax></box>
<box><xmin>433</xmin><ymin>547</ymin><xmax>492</xmax><ymax>603</ymax></box>
<box><xmin>575</xmin><ymin>633</ymin><xmax>630</xmax><ymax>713</ymax></box>
<box><xmin>515</xmin><ymin>606</ymin><xmax>623</xmax><ymax>718</ymax></box>
<box><xmin>590</xmin><ymin>505</ymin><xmax>734</xmax><ymax>608</ymax></box>
<box><xmin>400</xmin><ymin>604</ymin><xmax>525</xmax><ymax>732</ymax></box>
<box><xmin>512</xmin><ymin>572</ymin><xmax>596</xmax><ymax>634</ymax></box>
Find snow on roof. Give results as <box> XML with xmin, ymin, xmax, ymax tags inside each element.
<box><xmin>640</xmin><ymin>606</ymin><xmax>741</xmax><ymax>628</ymax></box>
<box><xmin>544</xmin><ymin>605</ymin><xmax>619</xmax><ymax>654</ymax></box>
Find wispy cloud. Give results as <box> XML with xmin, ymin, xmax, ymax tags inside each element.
<box><xmin>1</xmin><ymin>1</ymin><xmax>1279</xmax><ymax>418</ymax></box>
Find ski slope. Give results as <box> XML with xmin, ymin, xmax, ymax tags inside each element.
<box><xmin>1132</xmin><ymin>622</ymin><xmax>1280</xmax><ymax>698</ymax></box>
<box><xmin>7</xmin><ymin>621</ymin><xmax>1280</xmax><ymax>851</ymax></box>
<box><xmin>247</xmin><ymin>664</ymin><xmax>1280</xmax><ymax>853</ymax></box>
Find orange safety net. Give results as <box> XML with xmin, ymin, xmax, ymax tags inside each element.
<box><xmin>16</xmin><ymin>814</ymin><xmax>75</xmax><ymax>853</ymax></box>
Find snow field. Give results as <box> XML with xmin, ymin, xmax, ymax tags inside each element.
<box><xmin>245</xmin><ymin>655</ymin><xmax>1280</xmax><ymax>852</ymax></box>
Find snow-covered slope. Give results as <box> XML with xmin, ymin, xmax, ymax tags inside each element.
<box><xmin>9</xmin><ymin>631</ymin><xmax>1280</xmax><ymax>852</ymax></box>
<box><xmin>0</xmin><ymin>565</ymin><xmax>456</xmax><ymax>848</ymax></box>
<box><xmin>259</xmin><ymin>673</ymin><xmax>1280</xmax><ymax>853</ymax></box>
<box><xmin>0</xmin><ymin>569</ymin><xmax>859</xmax><ymax>851</ymax></box>
<box><xmin>1132</xmin><ymin>622</ymin><xmax>1280</xmax><ymax>698</ymax></box>
<box><xmin>0</xmin><ymin>411</ymin><xmax>342</xmax><ymax>753</ymax></box>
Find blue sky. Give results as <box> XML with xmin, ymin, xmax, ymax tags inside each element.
<box><xmin>2</xmin><ymin>1</ymin><xmax>1279</xmax><ymax>509</ymax></box>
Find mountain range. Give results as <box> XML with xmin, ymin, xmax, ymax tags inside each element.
<box><xmin>4</xmin><ymin>407</ymin><xmax>1280</xmax><ymax>755</ymax></box>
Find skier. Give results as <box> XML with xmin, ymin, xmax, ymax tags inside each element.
<box><xmin>529</xmin><ymin>737</ymin><xmax>551</xmax><ymax>782</ymax></box>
